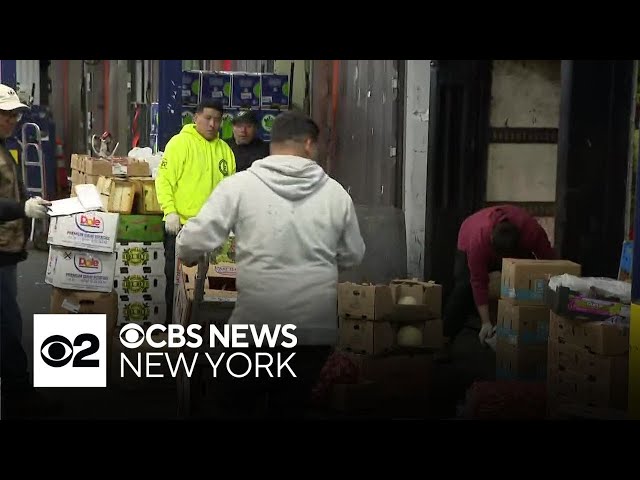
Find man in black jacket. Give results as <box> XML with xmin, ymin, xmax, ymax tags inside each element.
<box><xmin>0</xmin><ymin>83</ymin><xmax>55</xmax><ymax>417</ymax></box>
<box><xmin>227</xmin><ymin>110</ymin><xmax>270</xmax><ymax>172</ymax></box>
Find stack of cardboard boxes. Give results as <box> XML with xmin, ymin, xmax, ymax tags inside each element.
<box><xmin>545</xmin><ymin>280</ymin><xmax>630</xmax><ymax>418</ymax></box>
<box><xmin>45</xmin><ymin>209</ymin><xmax>120</xmax><ymax>372</ymax></box>
<box><xmin>67</xmin><ymin>153</ymin><xmax>165</xmax><ymax>327</ymax></box>
<box><xmin>114</xmin><ymin>241</ymin><xmax>166</xmax><ymax>327</ymax></box>
<box><xmin>331</xmin><ymin>279</ymin><xmax>444</xmax><ymax>414</ymax></box>
<box><xmin>496</xmin><ymin>259</ymin><xmax>582</xmax><ymax>381</ymax></box>
<box><xmin>181</xmin><ymin>70</ymin><xmax>289</xmax><ymax>143</ymax></box>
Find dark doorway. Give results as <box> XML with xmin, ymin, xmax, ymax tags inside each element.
<box><xmin>556</xmin><ymin>60</ymin><xmax>635</xmax><ymax>278</ymax></box>
<box><xmin>423</xmin><ymin>60</ymin><xmax>492</xmax><ymax>297</ymax></box>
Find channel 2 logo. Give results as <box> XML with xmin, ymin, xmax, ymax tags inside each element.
<box><xmin>33</xmin><ymin>314</ymin><xmax>107</xmax><ymax>388</ymax></box>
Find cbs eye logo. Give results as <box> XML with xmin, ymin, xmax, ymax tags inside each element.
<box><xmin>119</xmin><ymin>323</ymin><xmax>146</xmax><ymax>349</ymax></box>
<box><xmin>40</xmin><ymin>333</ymin><xmax>100</xmax><ymax>368</ymax></box>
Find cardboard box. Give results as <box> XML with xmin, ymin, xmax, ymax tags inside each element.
<box><xmin>544</xmin><ymin>284</ymin><xmax>630</xmax><ymax>321</ymax></box>
<box><xmin>231</xmin><ymin>73</ymin><xmax>261</xmax><ymax>108</ymax></box>
<box><xmin>256</xmin><ymin>109</ymin><xmax>278</xmax><ymax>142</ymax></box>
<box><xmin>182</xmin><ymin>70</ymin><xmax>202</xmax><ymax>106</ymax></box>
<box><xmin>337</xmin><ymin>283</ymin><xmax>394</xmax><ymax>320</ymax></box>
<box><xmin>338</xmin><ymin>318</ymin><xmax>395</xmax><ymax>355</ymax></box>
<box><xmin>389</xmin><ymin>279</ymin><xmax>442</xmax><ymax>320</ymax></box>
<box><xmin>50</xmin><ymin>288</ymin><xmax>118</xmax><ymax>378</ymax></box>
<box><xmin>109</xmin><ymin>158</ymin><xmax>151</xmax><ymax>177</ymax></box>
<box><xmin>547</xmin><ymin>347</ymin><xmax>628</xmax><ymax>411</ymax></box>
<box><xmin>115</xmin><ymin>242</ymin><xmax>165</xmax><ymax>274</ymax></box>
<box><xmin>548</xmin><ymin>339</ymin><xmax>628</xmax><ymax>381</ymax></box>
<box><xmin>50</xmin><ymin>287</ymin><xmax>118</xmax><ymax>327</ymax></box>
<box><xmin>496</xmin><ymin>300</ymin><xmax>549</xmax><ymax>346</ymax></box>
<box><xmin>201</xmin><ymin>72</ymin><xmax>231</xmax><ymax>107</ymax></box>
<box><xmin>495</xmin><ymin>340</ymin><xmax>547</xmax><ymax>380</ymax></box>
<box><xmin>117</xmin><ymin>215</ymin><xmax>164</xmax><ymax>243</ymax></box>
<box><xmin>501</xmin><ymin>258</ymin><xmax>582</xmax><ymax>305</ymax></box>
<box><xmin>47</xmin><ymin>211</ymin><xmax>119</xmax><ymax>253</ymax></box>
<box><xmin>83</xmin><ymin>157</ymin><xmax>113</xmax><ymax>177</ymax></box>
<box><xmin>118</xmin><ymin>297</ymin><xmax>167</xmax><ymax>325</ymax></box>
<box><xmin>338</xmin><ymin>316</ymin><xmax>444</xmax><ymax>355</ymax></box>
<box><xmin>548</xmin><ymin>312</ymin><xmax>629</xmax><ymax>356</ymax></box>
<box><xmin>45</xmin><ymin>246</ymin><xmax>116</xmax><ymax>293</ymax></box>
<box><xmin>260</xmin><ymin>73</ymin><xmax>290</xmax><ymax>109</ymax></box>
<box><xmin>114</xmin><ymin>273</ymin><xmax>166</xmax><ymax>298</ymax></box>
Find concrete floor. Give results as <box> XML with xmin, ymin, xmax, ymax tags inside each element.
<box><xmin>14</xmin><ymin>249</ymin><xmax>495</xmax><ymax>420</ymax></box>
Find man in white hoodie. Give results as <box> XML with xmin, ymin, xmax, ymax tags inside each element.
<box><xmin>176</xmin><ymin>110</ymin><xmax>365</xmax><ymax>416</ymax></box>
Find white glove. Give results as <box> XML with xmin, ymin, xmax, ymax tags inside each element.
<box><xmin>478</xmin><ymin>323</ymin><xmax>496</xmax><ymax>347</ymax></box>
<box><xmin>165</xmin><ymin>212</ymin><xmax>181</xmax><ymax>235</ymax></box>
<box><xmin>24</xmin><ymin>196</ymin><xmax>50</xmax><ymax>219</ymax></box>
<box><xmin>485</xmin><ymin>333</ymin><xmax>497</xmax><ymax>352</ymax></box>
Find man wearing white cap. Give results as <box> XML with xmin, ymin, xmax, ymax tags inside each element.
<box><xmin>0</xmin><ymin>83</ymin><xmax>56</xmax><ymax>417</ymax></box>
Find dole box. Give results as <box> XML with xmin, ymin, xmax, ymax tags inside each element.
<box><xmin>45</xmin><ymin>246</ymin><xmax>117</xmax><ymax>293</ymax></box>
<box><xmin>48</xmin><ymin>211</ymin><xmax>119</xmax><ymax>253</ymax></box>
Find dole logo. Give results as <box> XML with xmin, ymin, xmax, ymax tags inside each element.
<box><xmin>76</xmin><ymin>213</ymin><xmax>104</xmax><ymax>233</ymax></box>
<box><xmin>75</xmin><ymin>254</ymin><xmax>103</xmax><ymax>274</ymax></box>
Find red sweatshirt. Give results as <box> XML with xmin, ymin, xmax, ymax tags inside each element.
<box><xmin>457</xmin><ymin>205</ymin><xmax>556</xmax><ymax>307</ymax></box>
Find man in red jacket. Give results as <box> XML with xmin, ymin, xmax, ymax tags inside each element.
<box><xmin>436</xmin><ymin>205</ymin><xmax>556</xmax><ymax>362</ymax></box>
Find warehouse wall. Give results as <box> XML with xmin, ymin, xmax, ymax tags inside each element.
<box><xmin>274</xmin><ymin>60</ymin><xmax>308</xmax><ymax>111</ymax></box>
<box><xmin>16</xmin><ymin>60</ymin><xmax>40</xmax><ymax>105</ymax></box>
<box><xmin>403</xmin><ymin>60</ymin><xmax>430</xmax><ymax>279</ymax></box>
<box><xmin>311</xmin><ymin>60</ymin><xmax>400</xmax><ymax>207</ymax></box>
<box><xmin>485</xmin><ymin>60</ymin><xmax>561</xmax><ymax>242</ymax></box>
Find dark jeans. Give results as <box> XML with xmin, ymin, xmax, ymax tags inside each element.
<box><xmin>215</xmin><ymin>345</ymin><xmax>332</xmax><ymax>418</ymax></box>
<box><xmin>0</xmin><ymin>264</ymin><xmax>31</xmax><ymax>393</ymax></box>
<box><xmin>442</xmin><ymin>251</ymin><xmax>478</xmax><ymax>341</ymax></box>
<box><xmin>164</xmin><ymin>229</ymin><xmax>176</xmax><ymax>325</ymax></box>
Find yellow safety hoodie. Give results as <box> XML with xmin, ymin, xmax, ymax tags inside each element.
<box><xmin>155</xmin><ymin>124</ymin><xmax>236</xmax><ymax>224</ymax></box>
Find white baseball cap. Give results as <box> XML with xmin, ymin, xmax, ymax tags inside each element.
<box><xmin>0</xmin><ymin>84</ymin><xmax>29</xmax><ymax>112</ymax></box>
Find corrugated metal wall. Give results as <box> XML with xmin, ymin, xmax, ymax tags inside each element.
<box><xmin>16</xmin><ymin>60</ymin><xmax>40</xmax><ymax>105</ymax></box>
<box><xmin>312</xmin><ymin>60</ymin><xmax>400</xmax><ymax>207</ymax></box>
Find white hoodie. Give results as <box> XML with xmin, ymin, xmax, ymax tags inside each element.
<box><xmin>175</xmin><ymin>154</ymin><xmax>366</xmax><ymax>345</ymax></box>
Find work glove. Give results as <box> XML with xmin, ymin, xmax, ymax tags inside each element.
<box><xmin>485</xmin><ymin>333</ymin><xmax>497</xmax><ymax>352</ymax></box>
<box><xmin>24</xmin><ymin>196</ymin><xmax>51</xmax><ymax>219</ymax></box>
<box><xmin>478</xmin><ymin>323</ymin><xmax>496</xmax><ymax>347</ymax></box>
<box><xmin>165</xmin><ymin>212</ymin><xmax>181</xmax><ymax>235</ymax></box>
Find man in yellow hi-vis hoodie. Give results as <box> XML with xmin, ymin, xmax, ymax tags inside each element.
<box><xmin>155</xmin><ymin>98</ymin><xmax>236</xmax><ymax>323</ymax></box>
